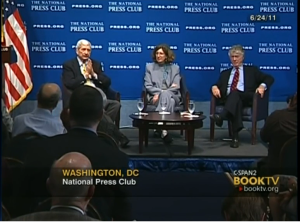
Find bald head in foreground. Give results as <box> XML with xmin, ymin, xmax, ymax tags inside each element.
<box><xmin>13</xmin><ymin>152</ymin><xmax>98</xmax><ymax>221</ymax></box>
<box><xmin>12</xmin><ymin>83</ymin><xmax>66</xmax><ymax>138</ymax></box>
<box><xmin>37</xmin><ymin>83</ymin><xmax>61</xmax><ymax>110</ymax></box>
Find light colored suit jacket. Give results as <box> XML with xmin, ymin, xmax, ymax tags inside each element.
<box><xmin>144</xmin><ymin>62</ymin><xmax>181</xmax><ymax>104</ymax></box>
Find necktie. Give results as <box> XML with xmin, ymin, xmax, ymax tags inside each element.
<box><xmin>230</xmin><ymin>67</ymin><xmax>240</xmax><ymax>92</ymax></box>
<box><xmin>83</xmin><ymin>63</ymin><xmax>93</xmax><ymax>86</ymax></box>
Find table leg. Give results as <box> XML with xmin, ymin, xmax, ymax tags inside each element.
<box><xmin>187</xmin><ymin>129</ymin><xmax>195</xmax><ymax>155</ymax></box>
<box><xmin>144</xmin><ymin>129</ymin><xmax>149</xmax><ymax>147</ymax></box>
<box><xmin>139</xmin><ymin>127</ymin><xmax>144</xmax><ymax>153</ymax></box>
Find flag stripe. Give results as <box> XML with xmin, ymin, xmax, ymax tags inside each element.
<box><xmin>4</xmin><ymin>93</ymin><xmax>11</xmax><ymax>111</ymax></box>
<box><xmin>12</xmin><ymin>10</ymin><xmax>26</xmax><ymax>34</ymax></box>
<box><xmin>5</xmin><ymin>18</ymin><xmax>31</xmax><ymax>77</ymax></box>
<box><xmin>3</xmin><ymin>0</ymin><xmax>32</xmax><ymax>112</ymax></box>
<box><xmin>10</xmin><ymin>11</ymin><xmax>31</xmax><ymax>74</ymax></box>
<box><xmin>4</xmin><ymin>66</ymin><xmax>21</xmax><ymax>101</ymax></box>
<box><xmin>4</xmin><ymin>31</ymin><xmax>32</xmax><ymax>88</ymax></box>
<box><xmin>10</xmin><ymin>63</ymin><xmax>27</xmax><ymax>94</ymax></box>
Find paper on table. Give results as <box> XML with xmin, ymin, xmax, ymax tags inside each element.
<box><xmin>181</xmin><ymin>113</ymin><xmax>199</xmax><ymax>118</ymax></box>
<box><xmin>180</xmin><ymin>111</ymin><xmax>189</xmax><ymax>115</ymax></box>
<box><xmin>183</xmin><ymin>114</ymin><xmax>199</xmax><ymax>118</ymax></box>
<box><xmin>134</xmin><ymin>112</ymin><xmax>148</xmax><ymax>116</ymax></box>
<box><xmin>159</xmin><ymin>111</ymin><xmax>170</xmax><ymax>114</ymax></box>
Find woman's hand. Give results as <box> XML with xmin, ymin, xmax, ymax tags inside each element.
<box><xmin>153</xmin><ymin>94</ymin><xmax>159</xmax><ymax>104</ymax></box>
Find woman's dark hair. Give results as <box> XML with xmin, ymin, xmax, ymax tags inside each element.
<box><xmin>151</xmin><ymin>44</ymin><xmax>175</xmax><ymax>64</ymax></box>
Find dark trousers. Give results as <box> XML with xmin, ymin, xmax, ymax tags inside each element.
<box><xmin>98</xmin><ymin>112</ymin><xmax>123</xmax><ymax>144</ymax></box>
<box><xmin>105</xmin><ymin>99</ymin><xmax>120</xmax><ymax>122</ymax></box>
<box><xmin>223</xmin><ymin>90</ymin><xmax>254</xmax><ymax>133</ymax></box>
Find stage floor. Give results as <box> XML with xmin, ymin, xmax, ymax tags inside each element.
<box><xmin>120</xmin><ymin>128</ymin><xmax>268</xmax><ymax>158</ymax></box>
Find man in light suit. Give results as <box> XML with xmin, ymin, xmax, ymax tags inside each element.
<box><xmin>13</xmin><ymin>152</ymin><xmax>99</xmax><ymax>221</ymax></box>
<box><xmin>144</xmin><ymin>44</ymin><xmax>181</xmax><ymax>144</ymax></box>
<box><xmin>210</xmin><ymin>44</ymin><xmax>274</xmax><ymax>148</ymax></box>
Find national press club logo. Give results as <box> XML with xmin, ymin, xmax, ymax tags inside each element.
<box><xmin>259</xmin><ymin>1</ymin><xmax>295</xmax><ymax>13</ymax></box>
<box><xmin>70</xmin><ymin>21</ymin><xmax>105</xmax><ymax>32</ymax></box>
<box><xmin>146</xmin><ymin>22</ymin><xmax>180</xmax><ymax>33</ymax></box>
<box><xmin>31</xmin><ymin>41</ymin><xmax>66</xmax><ymax>53</ymax></box>
<box><xmin>108</xmin><ymin>1</ymin><xmax>142</xmax><ymax>12</ymax></box>
<box><xmin>30</xmin><ymin>0</ymin><xmax>66</xmax><ymax>11</ymax></box>
<box><xmin>184</xmin><ymin>2</ymin><xmax>218</xmax><ymax>13</ymax></box>
<box><xmin>258</xmin><ymin>43</ymin><xmax>293</xmax><ymax>54</ymax></box>
<box><xmin>183</xmin><ymin>43</ymin><xmax>217</xmax><ymax>54</ymax></box>
<box><xmin>107</xmin><ymin>42</ymin><xmax>142</xmax><ymax>53</ymax></box>
<box><xmin>221</xmin><ymin>23</ymin><xmax>255</xmax><ymax>33</ymax></box>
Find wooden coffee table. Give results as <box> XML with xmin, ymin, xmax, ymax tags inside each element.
<box><xmin>129</xmin><ymin>112</ymin><xmax>206</xmax><ymax>155</ymax></box>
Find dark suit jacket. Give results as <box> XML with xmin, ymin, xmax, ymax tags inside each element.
<box><xmin>12</xmin><ymin>129</ymin><xmax>132</xmax><ymax>221</ymax></box>
<box><xmin>13</xmin><ymin>208</ymin><xmax>98</xmax><ymax>221</ymax></box>
<box><xmin>62</xmin><ymin>57</ymin><xmax>111</xmax><ymax>92</ymax></box>
<box><xmin>260</xmin><ymin>108</ymin><xmax>297</xmax><ymax>174</ymax></box>
<box><xmin>214</xmin><ymin>65</ymin><xmax>274</xmax><ymax>98</ymax></box>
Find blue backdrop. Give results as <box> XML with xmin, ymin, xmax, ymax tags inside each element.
<box><xmin>16</xmin><ymin>0</ymin><xmax>297</xmax><ymax>101</ymax></box>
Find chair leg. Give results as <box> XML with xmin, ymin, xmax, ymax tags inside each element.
<box><xmin>228</xmin><ymin>121</ymin><xmax>233</xmax><ymax>137</ymax></box>
<box><xmin>251</xmin><ymin>121</ymin><xmax>257</xmax><ymax>145</ymax></box>
<box><xmin>210</xmin><ymin>120</ymin><xmax>215</xmax><ymax>141</ymax></box>
<box><xmin>115</xmin><ymin>110</ymin><xmax>120</xmax><ymax>128</ymax></box>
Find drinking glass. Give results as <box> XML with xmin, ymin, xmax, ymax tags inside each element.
<box><xmin>137</xmin><ymin>98</ymin><xmax>144</xmax><ymax>115</ymax></box>
<box><xmin>188</xmin><ymin>100</ymin><xmax>195</xmax><ymax>114</ymax></box>
<box><xmin>161</xmin><ymin>100</ymin><xmax>167</xmax><ymax>114</ymax></box>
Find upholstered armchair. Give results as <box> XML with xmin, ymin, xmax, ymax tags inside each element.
<box><xmin>61</xmin><ymin>76</ymin><xmax>121</xmax><ymax>128</ymax></box>
<box><xmin>210</xmin><ymin>90</ymin><xmax>271</xmax><ymax>144</ymax></box>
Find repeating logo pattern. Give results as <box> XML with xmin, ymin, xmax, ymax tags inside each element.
<box><xmin>16</xmin><ymin>0</ymin><xmax>297</xmax><ymax>100</ymax></box>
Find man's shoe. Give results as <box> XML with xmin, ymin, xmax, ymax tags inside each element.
<box><xmin>210</xmin><ymin>114</ymin><xmax>223</xmax><ymax>127</ymax></box>
<box><xmin>230</xmin><ymin>139</ymin><xmax>239</xmax><ymax>148</ymax></box>
<box><xmin>120</xmin><ymin>135</ymin><xmax>130</xmax><ymax>148</ymax></box>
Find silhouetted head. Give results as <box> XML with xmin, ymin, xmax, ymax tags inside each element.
<box><xmin>222</xmin><ymin>189</ymin><xmax>267</xmax><ymax>221</ymax></box>
<box><xmin>68</xmin><ymin>85</ymin><xmax>103</xmax><ymax>129</ymax></box>
<box><xmin>37</xmin><ymin>83</ymin><xmax>61</xmax><ymax>111</ymax></box>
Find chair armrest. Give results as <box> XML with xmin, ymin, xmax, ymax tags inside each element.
<box><xmin>141</xmin><ymin>87</ymin><xmax>147</xmax><ymax>110</ymax></box>
<box><xmin>106</xmin><ymin>87</ymin><xmax>120</xmax><ymax>101</ymax></box>
<box><xmin>252</xmin><ymin>90</ymin><xmax>270</xmax><ymax>121</ymax></box>
<box><xmin>183</xmin><ymin>91</ymin><xmax>190</xmax><ymax>111</ymax></box>
<box><xmin>210</xmin><ymin>94</ymin><xmax>216</xmax><ymax>115</ymax></box>
<box><xmin>180</xmin><ymin>76</ymin><xmax>190</xmax><ymax>110</ymax></box>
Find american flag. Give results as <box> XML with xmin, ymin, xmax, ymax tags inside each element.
<box><xmin>3</xmin><ymin>0</ymin><xmax>32</xmax><ymax>112</ymax></box>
